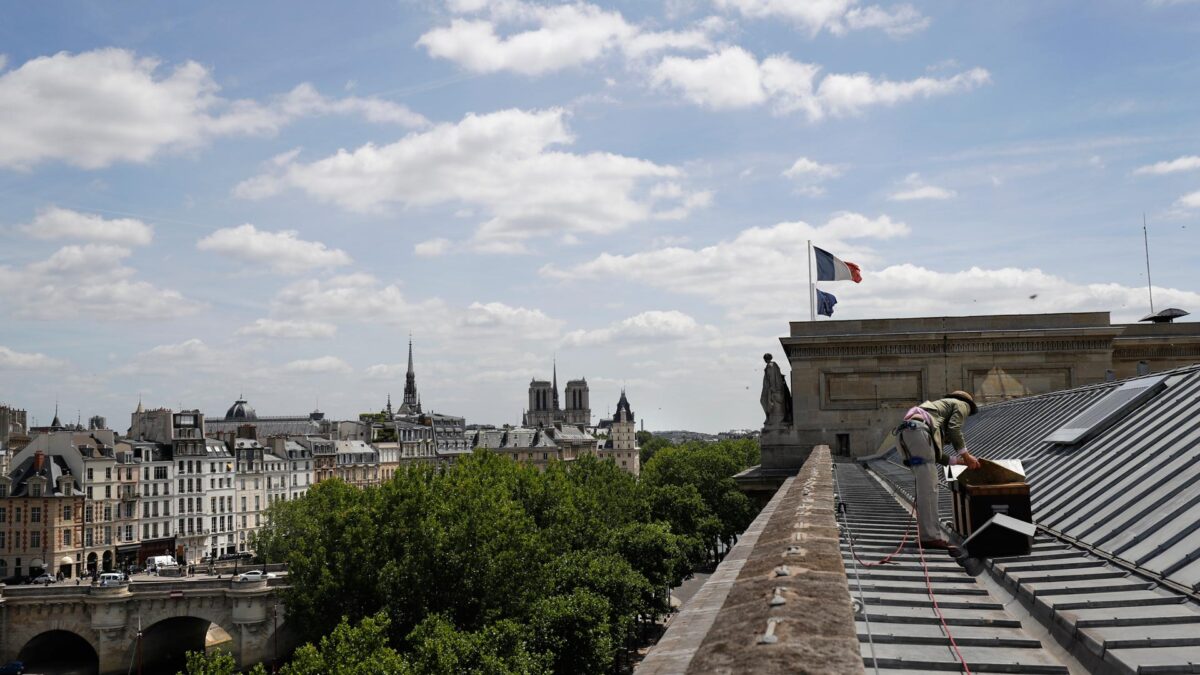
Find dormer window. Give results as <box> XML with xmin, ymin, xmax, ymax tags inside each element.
<box><xmin>31</xmin><ymin>484</ymin><xmax>42</xmax><ymax>497</ymax></box>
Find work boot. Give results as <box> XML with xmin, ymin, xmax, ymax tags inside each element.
<box><xmin>919</xmin><ymin>539</ymin><xmax>961</xmax><ymax>556</ymax></box>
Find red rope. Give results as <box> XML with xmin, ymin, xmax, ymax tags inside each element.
<box><xmin>847</xmin><ymin>511</ymin><xmax>914</xmax><ymax>567</ymax></box>
<box><xmin>915</xmin><ymin>514</ymin><xmax>973</xmax><ymax>674</ymax></box>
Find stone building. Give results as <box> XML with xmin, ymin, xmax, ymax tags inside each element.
<box><xmin>601</xmin><ymin>390</ymin><xmax>640</xmax><ymax>476</ymax></box>
<box><xmin>777</xmin><ymin>311</ymin><xmax>1200</xmax><ymax>458</ymax></box>
<box><xmin>234</xmin><ymin>437</ymin><xmax>266</xmax><ymax>555</ymax></box>
<box><xmin>522</xmin><ymin>362</ymin><xmax>591</xmax><ymax>429</ymax></box>
<box><xmin>0</xmin><ymin>404</ymin><xmax>28</xmax><ymax>449</ymax></box>
<box><xmin>0</xmin><ymin>449</ymin><xmax>84</xmax><ymax>580</ymax></box>
<box><xmin>333</xmin><ymin>440</ymin><xmax>379</xmax><ymax>487</ymax></box>
<box><xmin>202</xmin><ymin>436</ymin><xmax>237</xmax><ymax>559</ymax></box>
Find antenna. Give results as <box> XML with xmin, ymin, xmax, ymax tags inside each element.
<box><xmin>1143</xmin><ymin>214</ymin><xmax>1155</xmax><ymax>315</ymax></box>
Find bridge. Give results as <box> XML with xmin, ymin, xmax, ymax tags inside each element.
<box><xmin>0</xmin><ymin>577</ymin><xmax>296</xmax><ymax>674</ymax></box>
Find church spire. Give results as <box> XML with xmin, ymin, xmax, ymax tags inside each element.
<box><xmin>552</xmin><ymin>356</ymin><xmax>560</xmax><ymax>411</ymax></box>
<box><xmin>402</xmin><ymin>334</ymin><xmax>420</xmax><ymax>413</ymax></box>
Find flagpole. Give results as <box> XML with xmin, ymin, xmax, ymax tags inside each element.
<box><xmin>808</xmin><ymin>240</ymin><xmax>815</xmax><ymax>321</ymax></box>
<box><xmin>1143</xmin><ymin>214</ymin><xmax>1155</xmax><ymax>315</ymax></box>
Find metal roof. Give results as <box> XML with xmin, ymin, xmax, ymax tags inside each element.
<box><xmin>836</xmin><ymin>462</ymin><xmax>1070</xmax><ymax>674</ymax></box>
<box><xmin>962</xmin><ymin>363</ymin><xmax>1200</xmax><ymax>594</ymax></box>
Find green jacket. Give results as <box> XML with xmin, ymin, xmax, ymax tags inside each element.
<box><xmin>917</xmin><ymin>398</ymin><xmax>972</xmax><ymax>454</ymax></box>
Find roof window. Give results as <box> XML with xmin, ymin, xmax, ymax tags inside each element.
<box><xmin>1044</xmin><ymin>375</ymin><xmax>1167</xmax><ymax>445</ymax></box>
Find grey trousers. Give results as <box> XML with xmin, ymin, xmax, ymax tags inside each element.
<box><xmin>899</xmin><ymin>425</ymin><xmax>942</xmax><ymax>541</ymax></box>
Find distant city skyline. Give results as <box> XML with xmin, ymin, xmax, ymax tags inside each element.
<box><xmin>1</xmin><ymin>2</ymin><xmax>1198</xmax><ymax>432</ymax></box>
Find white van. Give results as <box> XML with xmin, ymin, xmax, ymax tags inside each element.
<box><xmin>99</xmin><ymin>572</ymin><xmax>125</xmax><ymax>585</ymax></box>
<box><xmin>146</xmin><ymin>555</ymin><xmax>177</xmax><ymax>571</ymax></box>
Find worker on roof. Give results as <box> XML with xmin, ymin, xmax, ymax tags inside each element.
<box><xmin>896</xmin><ymin>391</ymin><xmax>982</xmax><ymax>554</ymax></box>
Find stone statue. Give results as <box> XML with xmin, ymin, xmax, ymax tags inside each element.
<box><xmin>761</xmin><ymin>353</ymin><xmax>793</xmax><ymax>427</ymax></box>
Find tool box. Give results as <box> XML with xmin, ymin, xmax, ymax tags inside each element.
<box><xmin>947</xmin><ymin>459</ymin><xmax>1033</xmax><ymax>556</ymax></box>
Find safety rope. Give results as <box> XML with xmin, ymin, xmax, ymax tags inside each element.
<box><xmin>837</xmin><ymin>464</ymin><xmax>973</xmax><ymax>675</ymax></box>
<box><xmin>833</xmin><ymin>468</ymin><xmax>881</xmax><ymax>675</ymax></box>
<box><xmin>913</xmin><ymin>498</ymin><xmax>973</xmax><ymax>674</ymax></box>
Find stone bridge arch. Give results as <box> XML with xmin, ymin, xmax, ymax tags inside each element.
<box><xmin>16</xmin><ymin>628</ymin><xmax>100</xmax><ymax>675</ymax></box>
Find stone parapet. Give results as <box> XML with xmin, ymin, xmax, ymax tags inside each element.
<box><xmin>639</xmin><ymin>446</ymin><xmax>862</xmax><ymax>675</ymax></box>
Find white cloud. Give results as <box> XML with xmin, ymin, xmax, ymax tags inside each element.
<box><xmin>650</xmin><ymin>47</ymin><xmax>989</xmax><ymax>120</ymax></box>
<box><xmin>0</xmin><ymin>244</ymin><xmax>200</xmax><ymax>320</ymax></box>
<box><xmin>889</xmin><ymin>173</ymin><xmax>956</xmax><ymax>201</ymax></box>
<box><xmin>284</xmin><ymin>356</ymin><xmax>352</xmax><ymax>375</ymax></box>
<box><xmin>273</xmin><ymin>274</ymin><xmax>448</xmax><ymax>325</ymax></box>
<box><xmin>196</xmin><ymin>224</ymin><xmax>352</xmax><ymax>274</ymax></box>
<box><xmin>1177</xmin><ymin>189</ymin><xmax>1200</xmax><ymax>209</ymax></box>
<box><xmin>417</xmin><ymin>1</ymin><xmax>718</xmax><ymax>76</ymax></box>
<box><xmin>782</xmin><ymin>157</ymin><xmax>842</xmax><ymax>196</ymax></box>
<box><xmin>545</xmin><ymin>214</ymin><xmax>1199</xmax><ymax>324</ymax></box>
<box><xmin>19</xmin><ymin>206</ymin><xmax>154</xmax><ymax>246</ymax></box>
<box><xmin>364</xmin><ymin>363</ymin><xmax>407</xmax><ymax>380</ymax></box>
<box><xmin>235</xmin><ymin>319</ymin><xmax>337</xmax><ymax>339</ymax></box>
<box><xmin>237</xmin><ymin>108</ymin><xmax>704</xmax><ymax>249</ymax></box>
<box><xmin>0</xmin><ymin>48</ymin><xmax>426</xmax><ymax>170</ymax></box>
<box><xmin>1134</xmin><ymin>155</ymin><xmax>1200</xmax><ymax>175</ymax></box>
<box><xmin>564</xmin><ymin>310</ymin><xmax>706</xmax><ymax>346</ymax></box>
<box><xmin>415</xmin><ymin>238</ymin><xmax>453</xmax><ymax>257</ymax></box>
<box><xmin>461</xmin><ymin>302</ymin><xmax>563</xmax><ymax>340</ymax></box>
<box><xmin>713</xmin><ymin>0</ymin><xmax>929</xmax><ymax>37</ymax></box>
<box><xmin>0</xmin><ymin>345</ymin><xmax>65</xmax><ymax>370</ymax></box>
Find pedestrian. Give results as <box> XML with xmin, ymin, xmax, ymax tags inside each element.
<box><xmin>895</xmin><ymin>390</ymin><xmax>982</xmax><ymax>554</ymax></box>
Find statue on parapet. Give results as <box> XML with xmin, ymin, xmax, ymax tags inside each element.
<box><xmin>761</xmin><ymin>353</ymin><xmax>793</xmax><ymax>427</ymax></box>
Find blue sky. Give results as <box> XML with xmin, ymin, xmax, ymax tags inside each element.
<box><xmin>1</xmin><ymin>0</ymin><xmax>1198</xmax><ymax>433</ymax></box>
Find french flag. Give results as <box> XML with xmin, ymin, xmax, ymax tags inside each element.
<box><xmin>814</xmin><ymin>246</ymin><xmax>862</xmax><ymax>283</ymax></box>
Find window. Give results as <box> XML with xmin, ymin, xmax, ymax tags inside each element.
<box><xmin>63</xmin><ymin>529</ymin><xmax>71</xmax><ymax>546</ymax></box>
<box><xmin>105</xmin><ymin>467</ymin><xmax>112</xmax><ymax>480</ymax></box>
<box><xmin>85</xmin><ymin>505</ymin><xmax>93</xmax><ymax>522</ymax></box>
<box><xmin>31</xmin><ymin>506</ymin><xmax>41</xmax><ymax>523</ymax></box>
<box><xmin>87</xmin><ymin>487</ymin><xmax>93</xmax><ymax>499</ymax></box>
<box><xmin>30</xmin><ymin>532</ymin><xmax>41</xmax><ymax>548</ymax></box>
<box><xmin>0</xmin><ymin>507</ymin><xmax>5</xmax><ymax>521</ymax></box>
<box><xmin>143</xmin><ymin>503</ymin><xmax>150</xmax><ymax>518</ymax></box>
<box><xmin>154</xmin><ymin>466</ymin><xmax>167</xmax><ymax>480</ymax></box>
<box><xmin>104</xmin><ymin>505</ymin><xmax>112</xmax><ymax>521</ymax></box>
<box><xmin>143</xmin><ymin>524</ymin><xmax>149</xmax><ymax>539</ymax></box>
<box><xmin>0</xmin><ymin>533</ymin><xmax>4</xmax><ymax>547</ymax></box>
<box><xmin>85</xmin><ymin>529</ymin><xmax>93</xmax><ymax>547</ymax></box>
<box><xmin>87</xmin><ymin>468</ymin><xmax>94</xmax><ymax>480</ymax></box>
<box><xmin>31</xmin><ymin>484</ymin><xmax>42</xmax><ymax>497</ymax></box>
<box><xmin>241</xmin><ymin>496</ymin><xmax>247</xmax><ymax>512</ymax></box>
<box><xmin>105</xmin><ymin>486</ymin><xmax>111</xmax><ymax>499</ymax></box>
<box><xmin>104</xmin><ymin>526</ymin><xmax>112</xmax><ymax>545</ymax></box>
<box><xmin>179</xmin><ymin>498</ymin><xmax>185</xmax><ymax>513</ymax></box>
<box><xmin>164</xmin><ymin>502</ymin><xmax>170</xmax><ymax>517</ymax></box>
<box><xmin>152</xmin><ymin>523</ymin><xmax>159</xmax><ymax>538</ymax></box>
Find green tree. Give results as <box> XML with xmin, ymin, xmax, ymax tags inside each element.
<box><xmin>281</xmin><ymin>613</ymin><xmax>410</xmax><ymax>675</ymax></box>
<box><xmin>405</xmin><ymin>615</ymin><xmax>550</xmax><ymax>675</ymax></box>
<box><xmin>178</xmin><ymin>650</ymin><xmax>266</xmax><ymax>675</ymax></box>
<box><xmin>529</xmin><ymin>589</ymin><xmax>615</xmax><ymax>675</ymax></box>
<box><xmin>638</xmin><ymin>435</ymin><xmax>671</xmax><ymax>466</ymax></box>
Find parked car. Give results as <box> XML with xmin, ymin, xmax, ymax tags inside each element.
<box><xmin>99</xmin><ymin>572</ymin><xmax>125</xmax><ymax>585</ymax></box>
<box><xmin>235</xmin><ymin>570</ymin><xmax>276</xmax><ymax>582</ymax></box>
<box><xmin>32</xmin><ymin>574</ymin><xmax>54</xmax><ymax>585</ymax></box>
<box><xmin>0</xmin><ymin>659</ymin><xmax>25</xmax><ymax>674</ymax></box>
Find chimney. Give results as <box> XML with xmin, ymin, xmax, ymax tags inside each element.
<box><xmin>34</xmin><ymin>450</ymin><xmax>45</xmax><ymax>472</ymax></box>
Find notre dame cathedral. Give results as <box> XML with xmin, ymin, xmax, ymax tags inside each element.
<box><xmin>522</xmin><ymin>361</ymin><xmax>590</xmax><ymax>428</ymax></box>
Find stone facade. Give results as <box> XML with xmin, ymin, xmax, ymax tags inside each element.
<box><xmin>778</xmin><ymin>312</ymin><xmax>1200</xmax><ymax>458</ymax></box>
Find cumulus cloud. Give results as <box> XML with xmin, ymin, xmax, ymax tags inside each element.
<box><xmin>235</xmin><ymin>319</ymin><xmax>337</xmax><ymax>339</ymax></box>
<box><xmin>782</xmin><ymin>157</ymin><xmax>842</xmax><ymax>196</ymax></box>
<box><xmin>1134</xmin><ymin>155</ymin><xmax>1200</xmax><ymax>175</ymax></box>
<box><xmin>196</xmin><ymin>224</ymin><xmax>352</xmax><ymax>274</ymax></box>
<box><xmin>417</xmin><ymin>0</ymin><xmax>719</xmax><ymax>75</ymax></box>
<box><xmin>1177</xmin><ymin>190</ymin><xmax>1200</xmax><ymax>209</ymax></box>
<box><xmin>888</xmin><ymin>173</ymin><xmax>956</xmax><ymax>201</ymax></box>
<box><xmin>0</xmin><ymin>244</ymin><xmax>200</xmax><ymax>320</ymax></box>
<box><xmin>273</xmin><ymin>274</ymin><xmax>448</xmax><ymax>325</ymax></box>
<box><xmin>542</xmin><ymin>211</ymin><xmax>907</xmax><ymax>319</ymax></box>
<box><xmin>563</xmin><ymin>310</ymin><xmax>707</xmax><ymax>346</ymax></box>
<box><xmin>236</xmin><ymin>108</ymin><xmax>704</xmax><ymax>249</ymax></box>
<box><xmin>0</xmin><ymin>48</ymin><xmax>426</xmax><ymax>170</ymax></box>
<box><xmin>0</xmin><ymin>345</ymin><xmax>66</xmax><ymax>370</ymax></box>
<box><xmin>461</xmin><ymin>302</ymin><xmax>563</xmax><ymax>340</ymax></box>
<box><xmin>415</xmin><ymin>238</ymin><xmax>453</xmax><ymax>257</ymax></box>
<box><xmin>651</xmin><ymin>47</ymin><xmax>989</xmax><ymax>120</ymax></box>
<box><xmin>364</xmin><ymin>363</ymin><xmax>408</xmax><ymax>380</ymax></box>
<box><xmin>545</xmin><ymin>213</ymin><xmax>1199</xmax><ymax>323</ymax></box>
<box><xmin>284</xmin><ymin>356</ymin><xmax>352</xmax><ymax>374</ymax></box>
<box><xmin>19</xmin><ymin>206</ymin><xmax>154</xmax><ymax>246</ymax></box>
<box><xmin>713</xmin><ymin>0</ymin><xmax>929</xmax><ymax>37</ymax></box>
